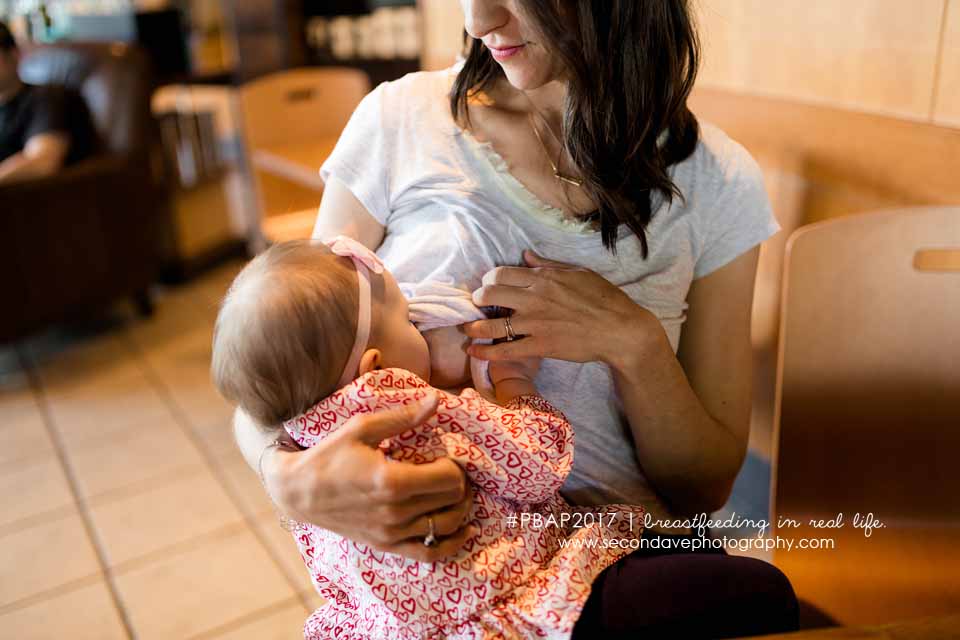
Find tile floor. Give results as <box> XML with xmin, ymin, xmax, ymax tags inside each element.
<box><xmin>0</xmin><ymin>259</ymin><xmax>775</xmax><ymax>638</ymax></box>
<box><xmin>0</xmin><ymin>261</ymin><xmax>317</xmax><ymax>639</ymax></box>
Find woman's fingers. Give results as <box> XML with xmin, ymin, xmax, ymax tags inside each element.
<box><xmin>462</xmin><ymin>315</ymin><xmax>537</xmax><ymax>341</ymax></box>
<box><xmin>480</xmin><ymin>265</ymin><xmax>536</xmax><ymax>287</ymax></box>
<box><xmin>471</xmin><ymin>283</ymin><xmax>531</xmax><ymax>309</ymax></box>
<box><xmin>343</xmin><ymin>392</ymin><xmax>439</xmax><ymax>446</ymax></box>
<box><xmin>378</xmin><ymin>458</ymin><xmax>467</xmax><ymax>502</ymax></box>
<box><xmin>385</xmin><ymin>489</ymin><xmax>473</xmax><ymax>540</ymax></box>
<box><xmin>378</xmin><ymin>485</ymin><xmax>467</xmax><ymax>526</ymax></box>
<box><xmin>379</xmin><ymin>525</ymin><xmax>479</xmax><ymax>563</ymax></box>
<box><xmin>468</xmin><ymin>336</ymin><xmax>543</xmax><ymax>361</ymax></box>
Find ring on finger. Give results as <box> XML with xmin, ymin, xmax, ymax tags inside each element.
<box><xmin>503</xmin><ymin>316</ymin><xmax>517</xmax><ymax>342</ymax></box>
<box><xmin>423</xmin><ymin>516</ymin><xmax>438</xmax><ymax>547</ymax></box>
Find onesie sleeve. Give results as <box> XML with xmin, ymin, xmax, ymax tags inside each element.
<box><xmin>438</xmin><ymin>390</ymin><xmax>574</xmax><ymax>505</ymax></box>
<box><xmin>318</xmin><ymin>83</ymin><xmax>394</xmax><ymax>225</ymax></box>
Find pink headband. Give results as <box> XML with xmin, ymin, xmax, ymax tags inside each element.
<box><xmin>325</xmin><ymin>235</ymin><xmax>385</xmax><ymax>389</ymax></box>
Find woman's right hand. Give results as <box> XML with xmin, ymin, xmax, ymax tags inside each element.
<box><xmin>260</xmin><ymin>393</ymin><xmax>476</xmax><ymax>562</ymax></box>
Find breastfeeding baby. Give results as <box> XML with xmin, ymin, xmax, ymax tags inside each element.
<box><xmin>211</xmin><ymin>236</ymin><xmax>645</xmax><ymax>640</ymax></box>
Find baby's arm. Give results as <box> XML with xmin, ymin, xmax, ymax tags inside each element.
<box><xmin>441</xmin><ymin>368</ymin><xmax>573</xmax><ymax>504</ymax></box>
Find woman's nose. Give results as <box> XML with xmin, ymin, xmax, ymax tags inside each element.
<box><xmin>461</xmin><ymin>0</ymin><xmax>511</xmax><ymax>39</ymax></box>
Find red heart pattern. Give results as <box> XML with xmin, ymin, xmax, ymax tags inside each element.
<box><xmin>280</xmin><ymin>368</ymin><xmax>646</xmax><ymax>639</ymax></box>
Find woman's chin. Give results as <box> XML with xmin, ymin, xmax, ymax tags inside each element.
<box><xmin>501</xmin><ymin>65</ymin><xmax>554</xmax><ymax>93</ymax></box>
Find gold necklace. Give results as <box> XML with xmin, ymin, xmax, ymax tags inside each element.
<box><xmin>523</xmin><ymin>97</ymin><xmax>584</xmax><ymax>188</ymax></box>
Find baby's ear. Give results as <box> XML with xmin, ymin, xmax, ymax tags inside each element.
<box><xmin>357</xmin><ymin>348</ymin><xmax>382</xmax><ymax>376</ymax></box>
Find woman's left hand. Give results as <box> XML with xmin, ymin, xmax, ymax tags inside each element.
<box><xmin>463</xmin><ymin>250</ymin><xmax>662</xmax><ymax>369</ymax></box>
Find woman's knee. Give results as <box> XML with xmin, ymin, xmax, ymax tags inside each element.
<box><xmin>572</xmin><ymin>553</ymin><xmax>799</xmax><ymax>639</ymax></box>
<box><xmin>715</xmin><ymin>557</ymin><xmax>799</xmax><ymax>636</ymax></box>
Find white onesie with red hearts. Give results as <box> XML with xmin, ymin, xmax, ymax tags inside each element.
<box><xmin>284</xmin><ymin>368</ymin><xmax>645</xmax><ymax>640</ymax></box>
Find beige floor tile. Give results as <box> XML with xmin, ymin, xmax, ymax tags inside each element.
<box><xmin>0</xmin><ymin>455</ymin><xmax>74</xmax><ymax>528</ymax></box>
<box><xmin>0</xmin><ymin>395</ymin><xmax>54</xmax><ymax>469</ymax></box>
<box><xmin>206</xmin><ymin>600</ymin><xmax>309</xmax><ymax>639</ymax></box>
<box><xmin>191</xmin><ymin>413</ymin><xmax>238</xmax><ymax>459</ymax></box>
<box><xmin>217</xmin><ymin>449</ymin><xmax>276</xmax><ymax>518</ymax></box>
<box><xmin>128</xmin><ymin>296</ymin><xmax>218</xmax><ymax>363</ymax></box>
<box><xmin>44</xmin><ymin>376</ymin><xmax>178</xmax><ymax>449</ymax></box>
<box><xmin>139</xmin><ymin>311</ymin><xmax>215</xmax><ymax>353</ymax></box>
<box><xmin>0</xmin><ymin>512</ymin><xmax>100</xmax><ymax>607</ymax></box>
<box><xmin>115</xmin><ymin>528</ymin><xmax>296</xmax><ymax>640</ymax></box>
<box><xmin>253</xmin><ymin>513</ymin><xmax>315</xmax><ymax>593</ymax></box>
<box><xmin>90</xmin><ymin>467</ymin><xmax>245</xmax><ymax>567</ymax></box>
<box><xmin>26</xmin><ymin>330</ymin><xmax>140</xmax><ymax>392</ymax></box>
<box><xmin>0</xmin><ymin>579</ymin><xmax>126</xmax><ymax>639</ymax></box>
<box><xmin>67</xmin><ymin>422</ymin><xmax>205</xmax><ymax>499</ymax></box>
<box><xmin>159</xmin><ymin>364</ymin><xmax>235</xmax><ymax>430</ymax></box>
<box><xmin>302</xmin><ymin>589</ymin><xmax>325</xmax><ymax>612</ymax></box>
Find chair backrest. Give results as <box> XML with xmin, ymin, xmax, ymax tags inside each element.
<box><xmin>18</xmin><ymin>42</ymin><xmax>153</xmax><ymax>156</ymax></box>
<box><xmin>772</xmin><ymin>207</ymin><xmax>960</xmax><ymax>525</ymax></box>
<box><xmin>237</xmin><ymin>67</ymin><xmax>370</xmax><ymax>150</ymax></box>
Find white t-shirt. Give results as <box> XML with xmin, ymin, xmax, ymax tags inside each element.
<box><xmin>319</xmin><ymin>69</ymin><xmax>780</xmax><ymax>521</ymax></box>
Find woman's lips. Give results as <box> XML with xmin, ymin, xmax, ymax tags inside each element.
<box><xmin>487</xmin><ymin>44</ymin><xmax>525</xmax><ymax>61</ymax></box>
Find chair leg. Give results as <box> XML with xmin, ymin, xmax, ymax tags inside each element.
<box><xmin>133</xmin><ymin>289</ymin><xmax>154</xmax><ymax>317</ymax></box>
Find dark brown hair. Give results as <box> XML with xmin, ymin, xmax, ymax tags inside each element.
<box><xmin>451</xmin><ymin>1</ymin><xmax>701</xmax><ymax>255</ymax></box>
<box><xmin>211</xmin><ymin>241</ymin><xmax>358</xmax><ymax>427</ymax></box>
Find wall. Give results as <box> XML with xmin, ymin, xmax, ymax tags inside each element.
<box><xmin>419</xmin><ymin>0</ymin><xmax>464</xmax><ymax>70</ymax></box>
<box><xmin>696</xmin><ymin>0</ymin><xmax>958</xmax><ymax>127</ymax></box>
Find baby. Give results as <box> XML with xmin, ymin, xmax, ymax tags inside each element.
<box><xmin>212</xmin><ymin>236</ymin><xmax>645</xmax><ymax>640</ymax></box>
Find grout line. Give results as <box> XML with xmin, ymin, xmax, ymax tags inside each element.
<box><xmin>930</xmin><ymin>0</ymin><xmax>952</xmax><ymax>120</ymax></box>
<box><xmin>16</xmin><ymin>346</ymin><xmax>137</xmax><ymax>640</ymax></box>
<box><xmin>0</xmin><ymin>573</ymin><xmax>103</xmax><ymax>617</ymax></box>
<box><xmin>186</xmin><ymin>596</ymin><xmax>305</xmax><ymax>640</ymax></box>
<box><xmin>110</xmin><ymin>521</ymin><xmax>249</xmax><ymax>575</ymax></box>
<box><xmin>83</xmin><ymin>464</ymin><xmax>210</xmax><ymax>508</ymax></box>
<box><xmin>0</xmin><ymin>504</ymin><xmax>77</xmax><ymax>538</ymax></box>
<box><xmin>122</xmin><ymin>329</ymin><xmax>315</xmax><ymax>614</ymax></box>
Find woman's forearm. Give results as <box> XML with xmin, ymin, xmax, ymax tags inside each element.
<box><xmin>605</xmin><ymin>322</ymin><xmax>746</xmax><ymax>517</ymax></box>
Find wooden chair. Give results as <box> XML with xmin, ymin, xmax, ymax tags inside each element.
<box><xmin>771</xmin><ymin>207</ymin><xmax>960</xmax><ymax>626</ymax></box>
<box><xmin>237</xmin><ymin>67</ymin><xmax>370</xmax><ymax>243</ymax></box>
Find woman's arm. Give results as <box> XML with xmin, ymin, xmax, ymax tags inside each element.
<box><xmin>311</xmin><ymin>176</ymin><xmax>385</xmax><ymax>247</ymax></box>
<box><xmin>464</xmin><ymin>248</ymin><xmax>760</xmax><ymax>516</ymax></box>
<box><xmin>608</xmin><ymin>249</ymin><xmax>757</xmax><ymax>516</ymax></box>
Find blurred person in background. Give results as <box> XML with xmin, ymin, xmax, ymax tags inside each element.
<box><xmin>0</xmin><ymin>20</ymin><xmax>88</xmax><ymax>184</ymax></box>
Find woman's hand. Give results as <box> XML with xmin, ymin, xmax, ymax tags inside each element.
<box><xmin>464</xmin><ymin>251</ymin><xmax>663</xmax><ymax>372</ymax></box>
<box><xmin>261</xmin><ymin>394</ymin><xmax>477</xmax><ymax>562</ymax></box>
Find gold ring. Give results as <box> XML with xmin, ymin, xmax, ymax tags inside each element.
<box><xmin>504</xmin><ymin>316</ymin><xmax>517</xmax><ymax>341</ymax></box>
<box><xmin>423</xmin><ymin>516</ymin><xmax>438</xmax><ymax>547</ymax></box>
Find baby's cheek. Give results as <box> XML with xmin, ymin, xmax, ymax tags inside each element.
<box><xmin>422</xmin><ymin>327</ymin><xmax>471</xmax><ymax>390</ymax></box>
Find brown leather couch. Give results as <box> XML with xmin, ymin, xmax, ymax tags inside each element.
<box><xmin>0</xmin><ymin>42</ymin><xmax>168</xmax><ymax>343</ymax></box>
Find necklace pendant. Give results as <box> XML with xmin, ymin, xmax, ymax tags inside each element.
<box><xmin>555</xmin><ymin>172</ymin><xmax>584</xmax><ymax>188</ymax></box>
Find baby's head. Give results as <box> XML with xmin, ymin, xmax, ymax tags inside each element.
<box><xmin>211</xmin><ymin>238</ymin><xmax>430</xmax><ymax>427</ymax></box>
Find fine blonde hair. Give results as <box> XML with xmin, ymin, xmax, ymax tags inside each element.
<box><xmin>211</xmin><ymin>240</ymin><xmax>359</xmax><ymax>427</ymax></box>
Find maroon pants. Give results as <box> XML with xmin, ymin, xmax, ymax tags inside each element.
<box><xmin>572</xmin><ymin>530</ymin><xmax>799</xmax><ymax>639</ymax></box>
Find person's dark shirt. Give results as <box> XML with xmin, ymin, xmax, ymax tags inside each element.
<box><xmin>0</xmin><ymin>83</ymin><xmax>93</xmax><ymax>164</ymax></box>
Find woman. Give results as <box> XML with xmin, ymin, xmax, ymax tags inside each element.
<box><xmin>235</xmin><ymin>0</ymin><xmax>798</xmax><ymax>636</ymax></box>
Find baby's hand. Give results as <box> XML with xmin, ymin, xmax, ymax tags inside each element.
<box><xmin>489</xmin><ymin>358</ymin><xmax>541</xmax><ymax>405</ymax></box>
<box><xmin>489</xmin><ymin>357</ymin><xmax>541</xmax><ymax>386</ymax></box>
